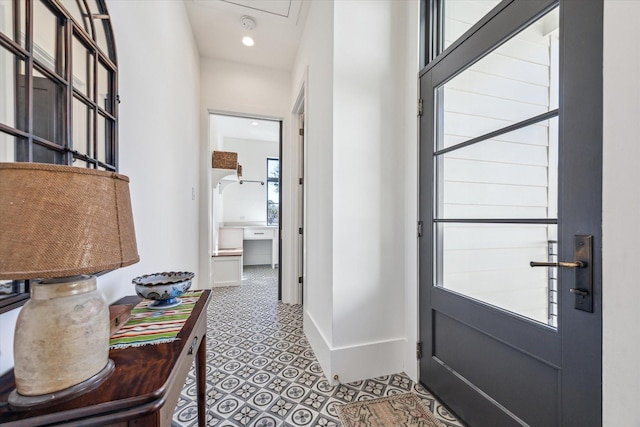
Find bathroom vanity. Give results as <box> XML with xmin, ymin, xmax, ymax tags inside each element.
<box><xmin>241</xmin><ymin>225</ymin><xmax>278</xmax><ymax>269</ymax></box>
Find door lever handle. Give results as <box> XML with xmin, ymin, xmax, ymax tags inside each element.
<box><xmin>530</xmin><ymin>235</ymin><xmax>593</xmax><ymax>313</ymax></box>
<box><xmin>529</xmin><ymin>261</ymin><xmax>586</xmax><ymax>268</ymax></box>
<box><xmin>570</xmin><ymin>288</ymin><xmax>589</xmax><ymax>296</ymax></box>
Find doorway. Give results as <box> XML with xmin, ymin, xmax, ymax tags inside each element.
<box><xmin>209</xmin><ymin>113</ymin><xmax>283</xmax><ymax>298</ymax></box>
<box><xmin>418</xmin><ymin>1</ymin><xmax>602</xmax><ymax>426</ymax></box>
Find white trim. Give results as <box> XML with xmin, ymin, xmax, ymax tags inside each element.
<box><xmin>332</xmin><ymin>338</ymin><xmax>406</xmax><ymax>385</ymax></box>
<box><xmin>207</xmin><ymin>109</ymin><xmax>283</xmax><ymax>122</ymax></box>
<box><xmin>287</xmin><ymin>70</ymin><xmax>308</xmax><ymax>305</ymax></box>
<box><xmin>202</xmin><ymin>110</ymin><xmax>290</xmax><ymax>300</ymax></box>
<box><xmin>303</xmin><ymin>310</ymin><xmax>332</xmax><ymax>377</ymax></box>
<box><xmin>304</xmin><ymin>307</ymin><xmax>405</xmax><ymax>386</ymax></box>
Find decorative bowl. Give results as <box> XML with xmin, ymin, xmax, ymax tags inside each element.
<box><xmin>132</xmin><ymin>271</ymin><xmax>194</xmax><ymax>309</ymax></box>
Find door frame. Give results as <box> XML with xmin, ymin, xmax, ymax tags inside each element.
<box><xmin>292</xmin><ymin>80</ymin><xmax>307</xmax><ymax>306</ymax></box>
<box><xmin>204</xmin><ymin>110</ymin><xmax>284</xmax><ymax>298</ymax></box>
<box><xmin>418</xmin><ymin>0</ymin><xmax>603</xmax><ymax>425</ymax></box>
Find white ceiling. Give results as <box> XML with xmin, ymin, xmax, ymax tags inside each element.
<box><xmin>211</xmin><ymin>115</ymin><xmax>280</xmax><ymax>143</ymax></box>
<box><xmin>184</xmin><ymin>0</ymin><xmax>309</xmax><ymax>71</ymax></box>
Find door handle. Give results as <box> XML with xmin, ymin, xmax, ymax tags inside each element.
<box><xmin>530</xmin><ymin>261</ymin><xmax>585</xmax><ymax>268</ymax></box>
<box><xmin>529</xmin><ymin>235</ymin><xmax>593</xmax><ymax>313</ymax></box>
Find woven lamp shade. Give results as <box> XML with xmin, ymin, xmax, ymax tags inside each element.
<box><xmin>0</xmin><ymin>162</ymin><xmax>139</xmax><ymax>279</ymax></box>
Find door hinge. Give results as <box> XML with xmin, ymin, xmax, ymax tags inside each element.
<box><xmin>298</xmin><ymin>276</ymin><xmax>303</xmax><ymax>284</ymax></box>
<box><xmin>417</xmin><ymin>220</ymin><xmax>423</xmax><ymax>238</ymax></box>
<box><xmin>417</xmin><ymin>98</ymin><xmax>423</xmax><ymax>116</ymax></box>
<box><xmin>299</xmin><ymin>227</ymin><xmax>303</xmax><ymax>235</ymax></box>
<box><xmin>416</xmin><ymin>342</ymin><xmax>423</xmax><ymax>359</ymax></box>
<box><xmin>299</xmin><ymin>177</ymin><xmax>303</xmax><ymax>185</ymax></box>
<box><xmin>299</xmin><ymin>128</ymin><xmax>304</xmax><ymax>136</ymax></box>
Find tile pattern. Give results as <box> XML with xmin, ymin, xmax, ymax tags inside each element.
<box><xmin>172</xmin><ymin>265</ymin><xmax>464</xmax><ymax>427</ymax></box>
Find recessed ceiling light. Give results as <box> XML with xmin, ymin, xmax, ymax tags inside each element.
<box><xmin>242</xmin><ymin>36</ymin><xmax>254</xmax><ymax>47</ymax></box>
<box><xmin>251</xmin><ymin>121</ymin><xmax>259</xmax><ymax>126</ymax></box>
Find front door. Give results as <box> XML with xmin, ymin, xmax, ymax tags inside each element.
<box><xmin>418</xmin><ymin>1</ymin><xmax>602</xmax><ymax>426</ymax></box>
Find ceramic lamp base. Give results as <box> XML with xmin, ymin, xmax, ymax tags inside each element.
<box><xmin>12</xmin><ymin>275</ymin><xmax>111</xmax><ymax>400</ymax></box>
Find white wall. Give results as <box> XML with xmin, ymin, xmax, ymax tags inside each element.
<box><xmin>402</xmin><ymin>0</ymin><xmax>420</xmax><ymax>383</ymax></box>
<box><xmin>291</xmin><ymin>0</ymin><xmax>335</xmax><ymax>373</ymax></box>
<box><xmin>221</xmin><ymin>137</ymin><xmax>278</xmax><ymax>224</ymax></box>
<box><xmin>602</xmin><ymin>1</ymin><xmax>640</xmax><ymax>424</ymax></box>
<box><xmin>0</xmin><ymin>0</ymin><xmax>201</xmax><ymax>375</ymax></box>
<box><xmin>292</xmin><ymin>0</ymin><xmax>417</xmax><ymax>383</ymax></box>
<box><xmin>99</xmin><ymin>0</ymin><xmax>200</xmax><ymax>300</ymax></box>
<box><xmin>199</xmin><ymin>58</ymin><xmax>291</xmax><ymax>291</ymax></box>
<box><xmin>331</xmin><ymin>0</ymin><xmax>407</xmax><ymax>380</ymax></box>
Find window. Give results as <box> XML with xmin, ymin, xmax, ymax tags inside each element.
<box><xmin>267</xmin><ymin>157</ymin><xmax>279</xmax><ymax>225</ymax></box>
<box><xmin>1</xmin><ymin>0</ymin><xmax>117</xmax><ymax>168</ymax></box>
<box><xmin>0</xmin><ymin>0</ymin><xmax>118</xmax><ymax>312</ymax></box>
<box><xmin>421</xmin><ymin>0</ymin><xmax>504</xmax><ymax>67</ymax></box>
<box><xmin>428</xmin><ymin>3</ymin><xmax>560</xmax><ymax>325</ymax></box>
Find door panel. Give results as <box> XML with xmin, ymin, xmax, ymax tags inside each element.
<box><xmin>433</xmin><ymin>311</ymin><xmax>558</xmax><ymax>427</ymax></box>
<box><xmin>419</xmin><ymin>1</ymin><xmax>602</xmax><ymax>426</ymax></box>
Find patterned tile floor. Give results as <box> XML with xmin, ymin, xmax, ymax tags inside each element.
<box><xmin>172</xmin><ymin>265</ymin><xmax>464</xmax><ymax>427</ymax></box>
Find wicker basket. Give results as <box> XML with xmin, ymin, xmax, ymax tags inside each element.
<box><xmin>212</xmin><ymin>151</ymin><xmax>238</xmax><ymax>170</ymax></box>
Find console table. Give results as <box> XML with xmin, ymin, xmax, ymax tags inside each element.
<box><xmin>0</xmin><ymin>289</ymin><xmax>212</xmax><ymax>426</ymax></box>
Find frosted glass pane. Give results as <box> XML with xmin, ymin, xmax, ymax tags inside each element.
<box><xmin>438</xmin><ymin>7</ymin><xmax>559</xmax><ymax>149</ymax></box>
<box><xmin>436</xmin><ymin>223</ymin><xmax>557</xmax><ymax>326</ymax></box>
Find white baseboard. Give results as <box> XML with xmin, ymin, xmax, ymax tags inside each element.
<box><xmin>304</xmin><ymin>310</ymin><xmax>332</xmax><ymax>377</ymax></box>
<box><xmin>212</xmin><ymin>280</ymin><xmax>240</xmax><ymax>287</ymax></box>
<box><xmin>331</xmin><ymin>338</ymin><xmax>405</xmax><ymax>385</ymax></box>
<box><xmin>303</xmin><ymin>310</ymin><xmax>405</xmax><ymax>385</ymax></box>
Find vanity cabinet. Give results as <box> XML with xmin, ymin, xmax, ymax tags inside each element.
<box><xmin>242</xmin><ymin>227</ymin><xmax>278</xmax><ymax>268</ymax></box>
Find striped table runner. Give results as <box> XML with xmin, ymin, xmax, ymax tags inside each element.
<box><xmin>109</xmin><ymin>290</ymin><xmax>203</xmax><ymax>349</ymax></box>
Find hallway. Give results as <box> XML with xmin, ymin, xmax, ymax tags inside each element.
<box><xmin>172</xmin><ymin>266</ymin><xmax>463</xmax><ymax>426</ymax></box>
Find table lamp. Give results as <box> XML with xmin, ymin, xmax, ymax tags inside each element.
<box><xmin>0</xmin><ymin>162</ymin><xmax>139</xmax><ymax>407</ymax></box>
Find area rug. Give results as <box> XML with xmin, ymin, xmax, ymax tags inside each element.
<box><xmin>336</xmin><ymin>393</ymin><xmax>446</xmax><ymax>427</ymax></box>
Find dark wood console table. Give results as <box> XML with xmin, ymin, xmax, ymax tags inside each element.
<box><xmin>0</xmin><ymin>289</ymin><xmax>211</xmax><ymax>426</ymax></box>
